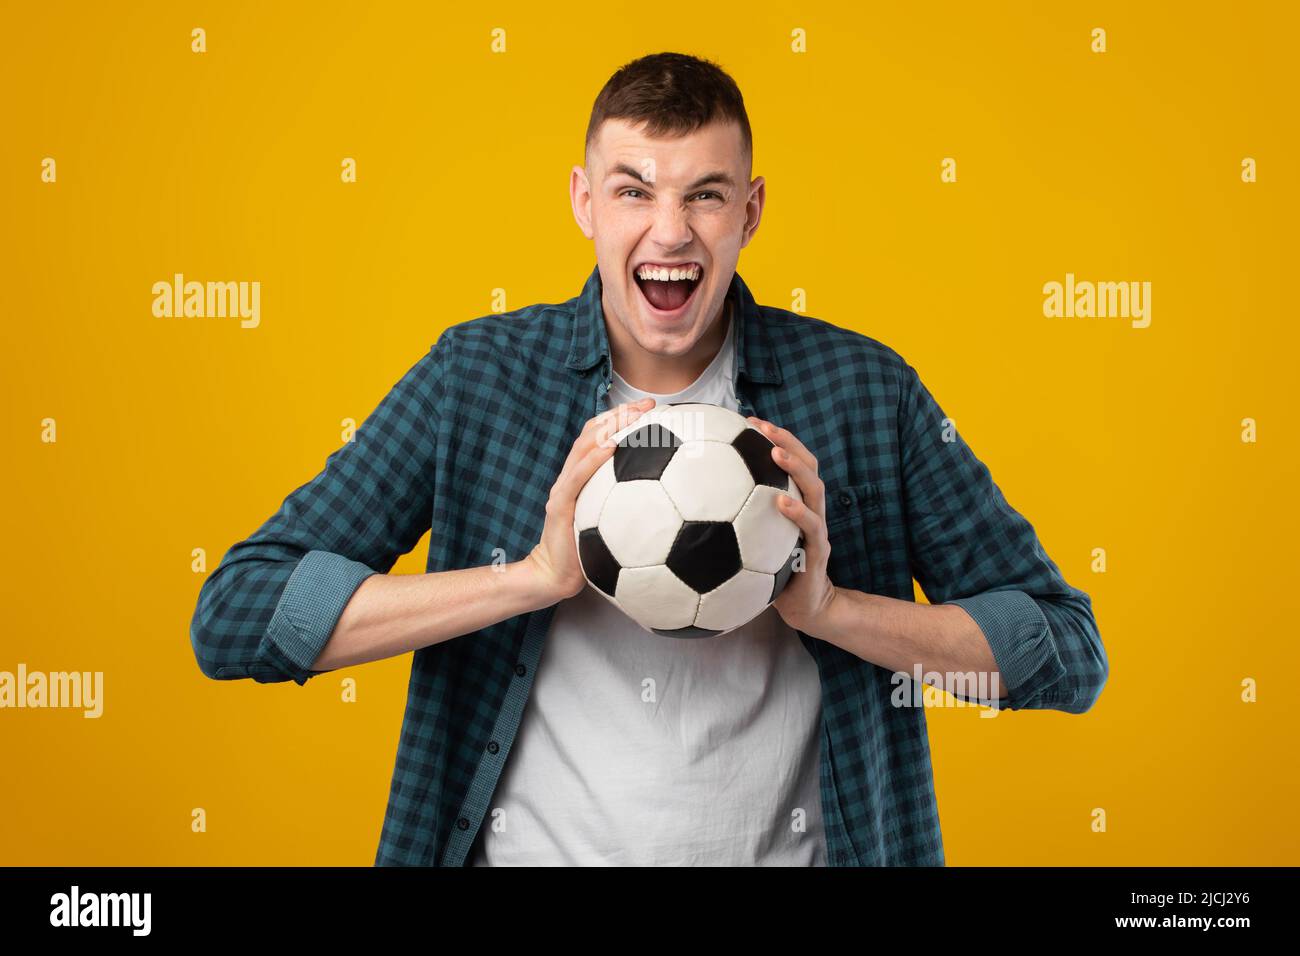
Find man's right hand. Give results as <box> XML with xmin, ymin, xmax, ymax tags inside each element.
<box><xmin>524</xmin><ymin>397</ymin><xmax>656</xmax><ymax>604</ymax></box>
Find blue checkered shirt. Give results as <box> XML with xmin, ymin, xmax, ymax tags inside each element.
<box><xmin>190</xmin><ymin>264</ymin><xmax>1107</xmax><ymax>866</ymax></box>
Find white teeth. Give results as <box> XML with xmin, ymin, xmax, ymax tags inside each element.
<box><xmin>636</xmin><ymin>264</ymin><xmax>700</xmax><ymax>282</ymax></box>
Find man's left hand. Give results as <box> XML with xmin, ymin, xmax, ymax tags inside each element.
<box><xmin>745</xmin><ymin>416</ymin><xmax>837</xmax><ymax>636</ymax></box>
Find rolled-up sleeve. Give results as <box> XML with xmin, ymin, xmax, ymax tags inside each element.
<box><xmin>189</xmin><ymin>333</ymin><xmax>450</xmax><ymax>686</ymax></box>
<box><xmin>897</xmin><ymin>360</ymin><xmax>1108</xmax><ymax>713</ymax></box>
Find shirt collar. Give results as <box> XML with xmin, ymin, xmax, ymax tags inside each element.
<box><xmin>565</xmin><ymin>263</ymin><xmax>783</xmax><ymax>386</ymax></box>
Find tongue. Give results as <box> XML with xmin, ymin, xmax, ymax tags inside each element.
<box><xmin>641</xmin><ymin>279</ymin><xmax>693</xmax><ymax>312</ymax></box>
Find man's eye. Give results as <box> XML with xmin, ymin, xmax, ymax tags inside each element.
<box><xmin>693</xmin><ymin>191</ymin><xmax>723</xmax><ymax>201</ymax></box>
<box><xmin>621</xmin><ymin>189</ymin><xmax>647</xmax><ymax>199</ymax></box>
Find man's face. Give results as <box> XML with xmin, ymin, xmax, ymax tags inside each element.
<box><xmin>571</xmin><ymin>117</ymin><xmax>764</xmax><ymax>361</ymax></box>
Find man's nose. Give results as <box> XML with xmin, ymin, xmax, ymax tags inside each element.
<box><xmin>648</xmin><ymin>200</ymin><xmax>693</xmax><ymax>251</ymax></box>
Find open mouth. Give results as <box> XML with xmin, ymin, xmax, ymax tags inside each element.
<box><xmin>633</xmin><ymin>263</ymin><xmax>703</xmax><ymax>317</ymax></box>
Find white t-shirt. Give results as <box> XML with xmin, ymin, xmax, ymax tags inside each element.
<box><xmin>470</xmin><ymin>304</ymin><xmax>827</xmax><ymax>866</ymax></box>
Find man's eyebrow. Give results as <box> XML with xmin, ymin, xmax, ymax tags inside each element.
<box><xmin>606</xmin><ymin>163</ymin><xmax>736</xmax><ymax>191</ymax></box>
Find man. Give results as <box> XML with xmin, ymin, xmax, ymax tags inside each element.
<box><xmin>189</xmin><ymin>52</ymin><xmax>1107</xmax><ymax>866</ymax></box>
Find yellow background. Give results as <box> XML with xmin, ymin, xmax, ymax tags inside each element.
<box><xmin>2</xmin><ymin>1</ymin><xmax>1295</xmax><ymax>865</ymax></box>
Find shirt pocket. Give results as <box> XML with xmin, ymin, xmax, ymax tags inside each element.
<box><xmin>823</xmin><ymin>481</ymin><xmax>878</xmax><ymax>591</ymax></box>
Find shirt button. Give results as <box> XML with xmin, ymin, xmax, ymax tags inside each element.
<box><xmin>514</xmin><ymin>663</ymin><xmax>526</xmax><ymax>676</ymax></box>
<box><xmin>487</xmin><ymin>740</ymin><xmax>499</xmax><ymax>754</ymax></box>
<box><xmin>839</xmin><ymin>493</ymin><xmax>852</xmax><ymax>508</ymax></box>
<box><xmin>456</xmin><ymin>817</ymin><xmax>470</xmax><ymax>830</ymax></box>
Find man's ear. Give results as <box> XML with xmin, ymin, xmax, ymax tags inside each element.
<box><xmin>740</xmin><ymin>174</ymin><xmax>765</xmax><ymax>250</ymax></box>
<box><xmin>571</xmin><ymin>164</ymin><xmax>594</xmax><ymax>240</ymax></box>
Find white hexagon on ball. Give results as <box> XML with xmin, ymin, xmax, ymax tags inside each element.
<box><xmin>733</xmin><ymin>480</ymin><xmax>802</xmax><ymax>574</ymax></box>
<box><xmin>616</xmin><ymin>565</ymin><xmax>699</xmax><ymax>630</ymax></box>
<box><xmin>574</xmin><ymin>456</ymin><xmax>617</xmax><ymax>532</ymax></box>
<box><xmin>596</xmin><ymin>480</ymin><xmax>682</xmax><ymax>567</ymax></box>
<box><xmin>695</xmin><ymin>569</ymin><xmax>775</xmax><ymax>632</ymax></box>
<box><xmin>659</xmin><ymin>441</ymin><xmax>754</xmax><ymax>522</ymax></box>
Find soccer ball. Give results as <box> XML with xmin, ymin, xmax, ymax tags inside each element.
<box><xmin>573</xmin><ymin>402</ymin><xmax>804</xmax><ymax>637</ymax></box>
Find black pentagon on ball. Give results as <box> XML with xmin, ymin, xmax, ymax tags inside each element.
<box><xmin>770</xmin><ymin>536</ymin><xmax>804</xmax><ymax>604</ymax></box>
<box><xmin>612</xmin><ymin>424</ymin><xmax>683</xmax><ymax>481</ymax></box>
<box><xmin>577</xmin><ymin>527</ymin><xmax>620</xmax><ymax>596</ymax></box>
<box><xmin>732</xmin><ymin>427</ymin><xmax>788</xmax><ymax>489</ymax></box>
<box><xmin>652</xmin><ymin>624</ymin><xmax>723</xmax><ymax>639</ymax></box>
<box><xmin>666</xmin><ymin>521</ymin><xmax>741</xmax><ymax>594</ymax></box>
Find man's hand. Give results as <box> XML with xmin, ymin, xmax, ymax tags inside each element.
<box><xmin>746</xmin><ymin>416</ymin><xmax>838</xmax><ymax>635</ymax></box>
<box><xmin>524</xmin><ymin>397</ymin><xmax>657</xmax><ymax>604</ymax></box>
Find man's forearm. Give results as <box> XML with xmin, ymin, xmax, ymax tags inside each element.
<box><xmin>310</xmin><ymin>560</ymin><xmax>556</xmax><ymax>672</ymax></box>
<box><xmin>804</xmin><ymin>587</ymin><xmax>1008</xmax><ymax>699</ymax></box>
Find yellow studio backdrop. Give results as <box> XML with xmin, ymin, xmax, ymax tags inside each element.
<box><xmin>1</xmin><ymin>1</ymin><xmax>1296</xmax><ymax>865</ymax></box>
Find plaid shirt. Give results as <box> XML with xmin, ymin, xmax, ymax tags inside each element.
<box><xmin>190</xmin><ymin>263</ymin><xmax>1107</xmax><ymax>866</ymax></box>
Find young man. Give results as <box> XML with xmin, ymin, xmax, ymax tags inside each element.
<box><xmin>189</xmin><ymin>52</ymin><xmax>1107</xmax><ymax>866</ymax></box>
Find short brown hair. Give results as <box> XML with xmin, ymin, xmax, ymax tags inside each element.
<box><xmin>584</xmin><ymin>52</ymin><xmax>753</xmax><ymax>166</ymax></box>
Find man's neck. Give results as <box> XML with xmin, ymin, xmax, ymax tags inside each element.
<box><xmin>607</xmin><ymin>298</ymin><xmax>732</xmax><ymax>395</ymax></box>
